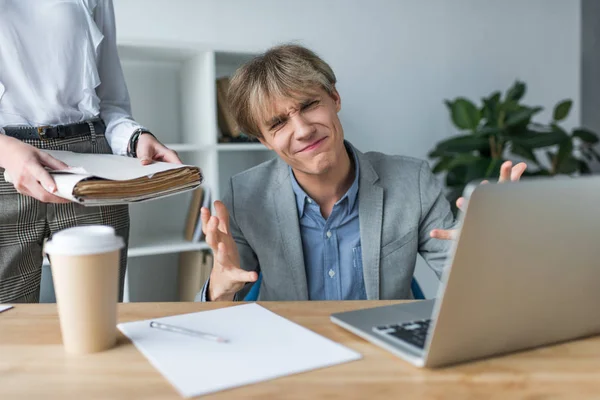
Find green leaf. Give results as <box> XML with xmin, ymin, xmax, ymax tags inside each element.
<box><xmin>444</xmin><ymin>158</ymin><xmax>500</xmax><ymax>200</ymax></box>
<box><xmin>503</xmin><ymin>123</ymin><xmax>531</xmax><ymax>139</ymax></box>
<box><xmin>572</xmin><ymin>128</ymin><xmax>599</xmax><ymax>144</ymax></box>
<box><xmin>502</xmin><ymin>100</ymin><xmax>521</xmax><ymax>113</ymax></box>
<box><xmin>483</xmin><ymin>158</ymin><xmax>504</xmax><ymax>178</ymax></box>
<box><xmin>555</xmin><ymin>138</ymin><xmax>573</xmax><ymax>172</ymax></box>
<box><xmin>465</xmin><ymin>158</ymin><xmax>497</xmax><ymax>183</ymax></box>
<box><xmin>579</xmin><ymin>160</ymin><xmax>592</xmax><ymax>175</ymax></box>
<box><xmin>551</xmin><ymin>123</ymin><xmax>569</xmax><ymax>135</ymax></box>
<box><xmin>447</xmin><ymin>98</ymin><xmax>481</xmax><ymax>130</ymax></box>
<box><xmin>476</xmin><ymin>125</ymin><xmax>504</xmax><ymax>136</ymax></box>
<box><xmin>553</xmin><ymin>99</ymin><xmax>572</xmax><ymax>121</ymax></box>
<box><xmin>446</xmin><ymin>165</ymin><xmax>468</xmax><ymax>187</ymax></box>
<box><xmin>429</xmin><ymin>134</ymin><xmax>489</xmax><ymax>155</ymax></box>
<box><xmin>481</xmin><ymin>91</ymin><xmax>501</xmax><ymax>121</ymax></box>
<box><xmin>445</xmin><ymin>154</ymin><xmax>482</xmax><ymax>171</ymax></box>
<box><xmin>511</xmin><ymin>129</ymin><xmax>568</xmax><ymax>149</ymax></box>
<box><xmin>556</xmin><ymin>156</ymin><xmax>579</xmax><ymax>174</ymax></box>
<box><xmin>504</xmin><ymin>106</ymin><xmax>543</xmax><ymax>127</ymax></box>
<box><xmin>510</xmin><ymin>143</ymin><xmax>539</xmax><ymax>164</ymax></box>
<box><xmin>431</xmin><ymin>157</ymin><xmax>453</xmax><ymax>173</ymax></box>
<box><xmin>432</xmin><ymin>155</ymin><xmax>481</xmax><ymax>173</ymax></box>
<box><xmin>506</xmin><ymin>81</ymin><xmax>526</xmax><ymax>102</ymax></box>
<box><xmin>489</xmin><ymin>91</ymin><xmax>501</xmax><ymax>104</ymax></box>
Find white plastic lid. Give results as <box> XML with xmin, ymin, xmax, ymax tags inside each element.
<box><xmin>44</xmin><ymin>225</ymin><xmax>124</xmax><ymax>256</ymax></box>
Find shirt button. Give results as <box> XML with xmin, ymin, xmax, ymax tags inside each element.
<box><xmin>307</xmin><ymin>199</ymin><xmax>313</xmax><ymax>204</ymax></box>
<box><xmin>329</xmin><ymin>269</ymin><xmax>335</xmax><ymax>278</ymax></box>
<box><xmin>326</xmin><ymin>231</ymin><xmax>332</xmax><ymax>238</ymax></box>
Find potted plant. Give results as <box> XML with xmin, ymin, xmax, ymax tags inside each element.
<box><xmin>428</xmin><ymin>80</ymin><xmax>600</xmax><ymax>211</ymax></box>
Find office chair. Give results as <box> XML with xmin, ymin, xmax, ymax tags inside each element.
<box><xmin>244</xmin><ymin>272</ymin><xmax>263</xmax><ymax>301</ymax></box>
<box><xmin>410</xmin><ymin>277</ymin><xmax>425</xmax><ymax>300</ymax></box>
<box><xmin>244</xmin><ymin>273</ymin><xmax>426</xmax><ymax>301</ymax></box>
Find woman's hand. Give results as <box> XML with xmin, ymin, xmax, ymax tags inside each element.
<box><xmin>0</xmin><ymin>135</ymin><xmax>70</xmax><ymax>203</ymax></box>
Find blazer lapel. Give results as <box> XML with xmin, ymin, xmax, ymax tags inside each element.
<box><xmin>356</xmin><ymin>148</ymin><xmax>383</xmax><ymax>300</ymax></box>
<box><xmin>271</xmin><ymin>160</ymin><xmax>309</xmax><ymax>300</ymax></box>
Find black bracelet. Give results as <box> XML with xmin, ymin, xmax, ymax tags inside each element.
<box><xmin>127</xmin><ymin>129</ymin><xmax>154</xmax><ymax>158</ymax></box>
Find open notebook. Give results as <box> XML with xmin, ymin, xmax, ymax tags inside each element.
<box><xmin>118</xmin><ymin>303</ymin><xmax>361</xmax><ymax>397</ymax></box>
<box><xmin>4</xmin><ymin>150</ymin><xmax>202</xmax><ymax>206</ymax></box>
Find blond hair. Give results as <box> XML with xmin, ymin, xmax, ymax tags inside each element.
<box><xmin>228</xmin><ymin>44</ymin><xmax>337</xmax><ymax>139</ymax></box>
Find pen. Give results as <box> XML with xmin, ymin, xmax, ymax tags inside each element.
<box><xmin>149</xmin><ymin>321</ymin><xmax>229</xmax><ymax>343</ymax></box>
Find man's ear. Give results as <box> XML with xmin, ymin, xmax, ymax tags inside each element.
<box><xmin>330</xmin><ymin>87</ymin><xmax>342</xmax><ymax>112</ymax></box>
<box><xmin>258</xmin><ymin>137</ymin><xmax>272</xmax><ymax>150</ymax></box>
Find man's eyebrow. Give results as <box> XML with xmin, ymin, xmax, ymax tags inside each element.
<box><xmin>300</xmin><ymin>96</ymin><xmax>319</xmax><ymax>105</ymax></box>
<box><xmin>265</xmin><ymin>112</ymin><xmax>288</xmax><ymax>128</ymax></box>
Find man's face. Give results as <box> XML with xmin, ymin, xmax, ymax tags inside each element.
<box><xmin>257</xmin><ymin>87</ymin><xmax>345</xmax><ymax>177</ymax></box>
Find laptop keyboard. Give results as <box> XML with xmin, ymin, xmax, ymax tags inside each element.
<box><xmin>373</xmin><ymin>319</ymin><xmax>432</xmax><ymax>349</ymax></box>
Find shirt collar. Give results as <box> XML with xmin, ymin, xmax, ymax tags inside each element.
<box><xmin>289</xmin><ymin>142</ymin><xmax>360</xmax><ymax>218</ymax></box>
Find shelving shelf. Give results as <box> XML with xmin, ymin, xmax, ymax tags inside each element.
<box><xmin>128</xmin><ymin>236</ymin><xmax>210</xmax><ymax>257</ymax></box>
<box><xmin>164</xmin><ymin>143</ymin><xmax>204</xmax><ymax>152</ymax></box>
<box><xmin>115</xmin><ymin>39</ymin><xmax>274</xmax><ymax>301</ymax></box>
<box><xmin>216</xmin><ymin>143</ymin><xmax>267</xmax><ymax>151</ymax></box>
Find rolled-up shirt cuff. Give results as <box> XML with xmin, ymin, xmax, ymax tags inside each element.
<box><xmin>195</xmin><ymin>279</ymin><xmax>210</xmax><ymax>302</ymax></box>
<box><xmin>105</xmin><ymin>121</ymin><xmax>147</xmax><ymax>156</ymax></box>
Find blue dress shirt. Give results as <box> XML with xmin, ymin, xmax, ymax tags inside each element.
<box><xmin>290</xmin><ymin>147</ymin><xmax>366</xmax><ymax>300</ymax></box>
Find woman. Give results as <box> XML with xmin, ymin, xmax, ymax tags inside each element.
<box><xmin>0</xmin><ymin>0</ymin><xmax>180</xmax><ymax>302</ymax></box>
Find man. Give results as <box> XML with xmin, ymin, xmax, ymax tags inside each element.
<box><xmin>198</xmin><ymin>44</ymin><xmax>525</xmax><ymax>301</ymax></box>
<box><xmin>0</xmin><ymin>0</ymin><xmax>180</xmax><ymax>303</ymax></box>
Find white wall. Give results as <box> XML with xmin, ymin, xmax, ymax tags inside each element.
<box><xmin>115</xmin><ymin>0</ymin><xmax>581</xmax><ymax>156</ymax></box>
<box><xmin>114</xmin><ymin>0</ymin><xmax>581</xmax><ymax>298</ymax></box>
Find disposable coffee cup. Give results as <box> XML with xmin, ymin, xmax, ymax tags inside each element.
<box><xmin>44</xmin><ymin>225</ymin><xmax>124</xmax><ymax>354</ymax></box>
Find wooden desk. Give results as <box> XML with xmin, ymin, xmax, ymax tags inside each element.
<box><xmin>2</xmin><ymin>301</ymin><xmax>600</xmax><ymax>399</ymax></box>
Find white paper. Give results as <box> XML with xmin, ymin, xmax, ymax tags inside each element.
<box><xmin>0</xmin><ymin>305</ymin><xmax>13</xmax><ymax>314</ymax></box>
<box><xmin>118</xmin><ymin>303</ymin><xmax>361</xmax><ymax>398</ymax></box>
<box><xmin>51</xmin><ymin>173</ymin><xmax>91</xmax><ymax>202</ymax></box>
<box><xmin>44</xmin><ymin>150</ymin><xmax>187</xmax><ymax>181</ymax></box>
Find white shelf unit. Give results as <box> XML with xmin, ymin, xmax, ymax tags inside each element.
<box><xmin>127</xmin><ymin>234</ymin><xmax>211</xmax><ymax>257</ymax></box>
<box><xmin>117</xmin><ymin>40</ymin><xmax>274</xmax><ymax>301</ymax></box>
<box><xmin>215</xmin><ymin>143</ymin><xmax>266</xmax><ymax>151</ymax></box>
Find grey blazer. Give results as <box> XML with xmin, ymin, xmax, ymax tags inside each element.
<box><xmin>222</xmin><ymin>142</ymin><xmax>456</xmax><ymax>301</ymax></box>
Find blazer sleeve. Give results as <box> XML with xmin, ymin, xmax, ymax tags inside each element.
<box><xmin>417</xmin><ymin>161</ymin><xmax>457</xmax><ymax>278</ymax></box>
<box><xmin>221</xmin><ymin>177</ymin><xmax>261</xmax><ymax>301</ymax></box>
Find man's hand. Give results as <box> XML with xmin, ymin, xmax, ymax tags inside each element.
<box><xmin>0</xmin><ymin>135</ymin><xmax>70</xmax><ymax>203</ymax></box>
<box><xmin>202</xmin><ymin>200</ymin><xmax>258</xmax><ymax>301</ymax></box>
<box><xmin>430</xmin><ymin>161</ymin><xmax>527</xmax><ymax>240</ymax></box>
<box><xmin>136</xmin><ymin>133</ymin><xmax>182</xmax><ymax>165</ymax></box>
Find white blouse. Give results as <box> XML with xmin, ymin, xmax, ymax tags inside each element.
<box><xmin>0</xmin><ymin>0</ymin><xmax>144</xmax><ymax>155</ymax></box>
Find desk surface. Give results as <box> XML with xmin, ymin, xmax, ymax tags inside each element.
<box><xmin>1</xmin><ymin>301</ymin><xmax>600</xmax><ymax>399</ymax></box>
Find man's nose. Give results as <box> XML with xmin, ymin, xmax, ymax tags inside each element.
<box><xmin>292</xmin><ymin>114</ymin><xmax>316</xmax><ymax>139</ymax></box>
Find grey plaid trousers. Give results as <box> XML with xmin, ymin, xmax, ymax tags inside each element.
<box><xmin>0</xmin><ymin>130</ymin><xmax>129</xmax><ymax>303</ymax></box>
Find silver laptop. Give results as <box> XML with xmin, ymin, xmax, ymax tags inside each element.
<box><xmin>331</xmin><ymin>176</ymin><xmax>600</xmax><ymax>368</ymax></box>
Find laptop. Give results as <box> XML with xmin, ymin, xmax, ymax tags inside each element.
<box><xmin>331</xmin><ymin>176</ymin><xmax>600</xmax><ymax>368</ymax></box>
